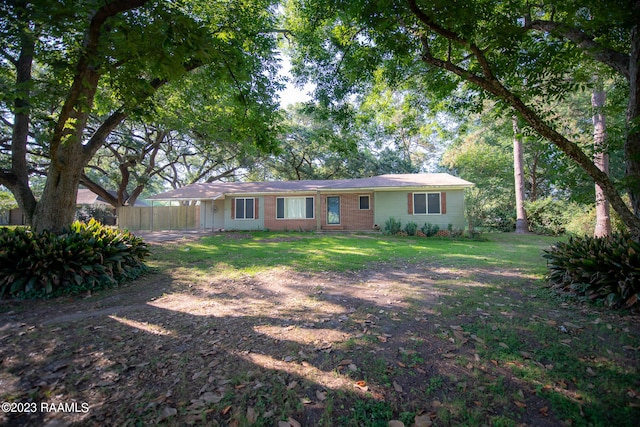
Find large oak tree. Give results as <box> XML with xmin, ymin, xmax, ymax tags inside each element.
<box><xmin>1</xmin><ymin>0</ymin><xmax>281</xmax><ymax>233</ymax></box>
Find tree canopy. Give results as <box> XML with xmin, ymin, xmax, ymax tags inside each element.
<box><xmin>284</xmin><ymin>0</ymin><xmax>640</xmax><ymax>235</ymax></box>
<box><xmin>1</xmin><ymin>0</ymin><xmax>282</xmax><ymax>232</ymax></box>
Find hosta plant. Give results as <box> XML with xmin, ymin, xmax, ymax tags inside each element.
<box><xmin>543</xmin><ymin>234</ymin><xmax>640</xmax><ymax>309</ymax></box>
<box><xmin>0</xmin><ymin>219</ymin><xmax>149</xmax><ymax>299</ymax></box>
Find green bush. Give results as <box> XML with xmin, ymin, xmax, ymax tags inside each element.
<box><xmin>421</xmin><ymin>222</ymin><xmax>440</xmax><ymax>237</ymax></box>
<box><xmin>404</xmin><ymin>221</ymin><xmax>418</xmax><ymax>236</ymax></box>
<box><xmin>525</xmin><ymin>198</ymin><xmax>587</xmax><ymax>236</ymax></box>
<box><xmin>483</xmin><ymin>206</ymin><xmax>516</xmax><ymax>232</ymax></box>
<box><xmin>542</xmin><ymin>234</ymin><xmax>640</xmax><ymax>309</ymax></box>
<box><xmin>0</xmin><ymin>219</ymin><xmax>150</xmax><ymax>299</ymax></box>
<box><xmin>383</xmin><ymin>217</ymin><xmax>402</xmax><ymax>235</ymax></box>
<box><xmin>564</xmin><ymin>204</ymin><xmax>630</xmax><ymax>236</ymax></box>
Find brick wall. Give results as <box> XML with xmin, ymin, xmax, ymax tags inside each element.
<box><xmin>262</xmin><ymin>193</ymin><xmax>375</xmax><ymax>231</ymax></box>
<box><xmin>263</xmin><ymin>195</ymin><xmax>317</xmax><ymax>231</ymax></box>
<box><xmin>321</xmin><ymin>193</ymin><xmax>374</xmax><ymax>230</ymax></box>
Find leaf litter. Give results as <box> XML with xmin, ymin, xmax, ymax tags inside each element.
<box><xmin>0</xmin><ymin>243</ymin><xmax>637</xmax><ymax>426</ymax></box>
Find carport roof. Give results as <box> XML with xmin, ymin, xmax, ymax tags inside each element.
<box><xmin>147</xmin><ymin>173</ymin><xmax>473</xmax><ymax>201</ymax></box>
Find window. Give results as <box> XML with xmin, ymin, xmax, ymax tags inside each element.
<box><xmin>327</xmin><ymin>196</ymin><xmax>340</xmax><ymax>224</ymax></box>
<box><xmin>276</xmin><ymin>197</ymin><xmax>314</xmax><ymax>219</ymax></box>
<box><xmin>235</xmin><ymin>198</ymin><xmax>255</xmax><ymax>219</ymax></box>
<box><xmin>359</xmin><ymin>195</ymin><xmax>370</xmax><ymax>210</ymax></box>
<box><xmin>427</xmin><ymin>193</ymin><xmax>441</xmax><ymax>214</ymax></box>
<box><xmin>413</xmin><ymin>193</ymin><xmax>441</xmax><ymax>215</ymax></box>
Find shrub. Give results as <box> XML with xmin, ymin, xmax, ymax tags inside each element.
<box><xmin>421</xmin><ymin>222</ymin><xmax>440</xmax><ymax>237</ymax></box>
<box><xmin>483</xmin><ymin>205</ymin><xmax>516</xmax><ymax>232</ymax></box>
<box><xmin>525</xmin><ymin>198</ymin><xmax>586</xmax><ymax>236</ymax></box>
<box><xmin>542</xmin><ymin>234</ymin><xmax>640</xmax><ymax>309</ymax></box>
<box><xmin>0</xmin><ymin>219</ymin><xmax>150</xmax><ymax>299</ymax></box>
<box><xmin>76</xmin><ymin>205</ymin><xmax>116</xmax><ymax>225</ymax></box>
<box><xmin>564</xmin><ymin>204</ymin><xmax>630</xmax><ymax>236</ymax></box>
<box><xmin>404</xmin><ymin>221</ymin><xmax>418</xmax><ymax>236</ymax></box>
<box><xmin>383</xmin><ymin>217</ymin><xmax>402</xmax><ymax>235</ymax></box>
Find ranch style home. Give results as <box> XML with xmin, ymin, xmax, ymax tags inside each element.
<box><xmin>146</xmin><ymin>173</ymin><xmax>473</xmax><ymax>232</ymax></box>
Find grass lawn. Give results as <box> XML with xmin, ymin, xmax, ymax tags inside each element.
<box><xmin>0</xmin><ymin>231</ymin><xmax>638</xmax><ymax>426</ymax></box>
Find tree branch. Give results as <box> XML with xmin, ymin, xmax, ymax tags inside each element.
<box><xmin>79</xmin><ymin>173</ymin><xmax>118</xmax><ymax>207</ymax></box>
<box><xmin>51</xmin><ymin>0</ymin><xmax>147</xmax><ymax>158</ymax></box>
<box><xmin>405</xmin><ymin>0</ymin><xmax>640</xmax><ymax>233</ymax></box>
<box><xmin>525</xmin><ymin>19</ymin><xmax>630</xmax><ymax>80</ymax></box>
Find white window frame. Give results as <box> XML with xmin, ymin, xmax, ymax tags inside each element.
<box><xmin>235</xmin><ymin>197</ymin><xmax>255</xmax><ymax>220</ymax></box>
<box><xmin>359</xmin><ymin>195</ymin><xmax>370</xmax><ymax>210</ymax></box>
<box><xmin>413</xmin><ymin>192</ymin><xmax>441</xmax><ymax>215</ymax></box>
<box><xmin>276</xmin><ymin>196</ymin><xmax>315</xmax><ymax>220</ymax></box>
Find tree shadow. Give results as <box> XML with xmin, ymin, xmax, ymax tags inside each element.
<box><xmin>0</xmin><ymin>260</ymin><xmax>591</xmax><ymax>426</ymax></box>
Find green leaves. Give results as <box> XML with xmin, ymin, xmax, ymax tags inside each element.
<box><xmin>543</xmin><ymin>234</ymin><xmax>640</xmax><ymax>309</ymax></box>
<box><xmin>0</xmin><ymin>220</ymin><xmax>150</xmax><ymax>300</ymax></box>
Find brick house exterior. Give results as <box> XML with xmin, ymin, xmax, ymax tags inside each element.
<box><xmin>147</xmin><ymin>174</ymin><xmax>473</xmax><ymax>232</ymax></box>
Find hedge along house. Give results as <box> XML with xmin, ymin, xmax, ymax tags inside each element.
<box><xmin>146</xmin><ymin>173</ymin><xmax>473</xmax><ymax>232</ymax></box>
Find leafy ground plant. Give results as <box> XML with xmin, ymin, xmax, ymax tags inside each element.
<box><xmin>0</xmin><ymin>232</ymin><xmax>638</xmax><ymax>426</ymax></box>
<box><xmin>0</xmin><ymin>220</ymin><xmax>149</xmax><ymax>299</ymax></box>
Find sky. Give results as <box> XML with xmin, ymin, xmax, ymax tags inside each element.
<box><xmin>276</xmin><ymin>55</ymin><xmax>313</xmax><ymax>107</ymax></box>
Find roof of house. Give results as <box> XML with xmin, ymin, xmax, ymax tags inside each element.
<box><xmin>148</xmin><ymin>173</ymin><xmax>473</xmax><ymax>201</ymax></box>
<box><xmin>77</xmin><ymin>189</ymin><xmax>148</xmax><ymax>206</ymax></box>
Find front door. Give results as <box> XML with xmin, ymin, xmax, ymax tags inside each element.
<box><xmin>327</xmin><ymin>196</ymin><xmax>340</xmax><ymax>224</ymax></box>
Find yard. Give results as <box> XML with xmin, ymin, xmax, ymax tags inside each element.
<box><xmin>0</xmin><ymin>232</ymin><xmax>638</xmax><ymax>426</ymax></box>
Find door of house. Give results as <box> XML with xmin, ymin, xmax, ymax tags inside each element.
<box><xmin>327</xmin><ymin>196</ymin><xmax>340</xmax><ymax>224</ymax></box>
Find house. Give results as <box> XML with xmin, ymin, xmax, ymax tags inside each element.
<box><xmin>146</xmin><ymin>173</ymin><xmax>473</xmax><ymax>232</ymax></box>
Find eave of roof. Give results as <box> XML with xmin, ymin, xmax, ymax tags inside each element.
<box><xmin>147</xmin><ymin>173</ymin><xmax>474</xmax><ymax>201</ymax></box>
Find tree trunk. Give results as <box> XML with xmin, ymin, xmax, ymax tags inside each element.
<box><xmin>627</xmin><ymin>25</ymin><xmax>640</xmax><ymax>226</ymax></box>
<box><xmin>592</xmin><ymin>88</ymin><xmax>612</xmax><ymax>237</ymax></box>
<box><xmin>512</xmin><ymin>117</ymin><xmax>529</xmax><ymax>234</ymax></box>
<box><xmin>529</xmin><ymin>153</ymin><xmax>539</xmax><ymax>202</ymax></box>
<box><xmin>4</xmin><ymin>4</ymin><xmax>37</xmax><ymax>225</ymax></box>
<box><xmin>32</xmin><ymin>149</ymin><xmax>86</xmax><ymax>234</ymax></box>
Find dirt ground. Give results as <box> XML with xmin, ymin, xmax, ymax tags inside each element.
<box><xmin>0</xmin><ymin>233</ymin><xmax>636</xmax><ymax>426</ymax></box>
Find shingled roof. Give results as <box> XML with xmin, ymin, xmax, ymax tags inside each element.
<box><xmin>148</xmin><ymin>173</ymin><xmax>473</xmax><ymax>201</ymax></box>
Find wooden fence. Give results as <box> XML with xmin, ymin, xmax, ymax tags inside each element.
<box><xmin>116</xmin><ymin>205</ymin><xmax>200</xmax><ymax>231</ymax></box>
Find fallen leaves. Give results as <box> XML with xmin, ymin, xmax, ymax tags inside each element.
<box><xmin>354</xmin><ymin>380</ymin><xmax>368</xmax><ymax>391</ymax></box>
<box><xmin>278</xmin><ymin>417</ymin><xmax>301</xmax><ymax>427</ymax></box>
<box><xmin>414</xmin><ymin>412</ymin><xmax>435</xmax><ymax>427</ymax></box>
<box><xmin>390</xmin><ymin>411</ymin><xmax>437</xmax><ymax>427</ymax></box>
<box><xmin>157</xmin><ymin>406</ymin><xmax>177</xmax><ymax>423</ymax></box>
<box><xmin>199</xmin><ymin>392</ymin><xmax>223</xmax><ymax>404</ymax></box>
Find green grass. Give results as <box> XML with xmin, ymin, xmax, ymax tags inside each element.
<box><xmin>148</xmin><ymin>231</ymin><xmax>636</xmax><ymax>427</ymax></box>
<box><xmin>8</xmin><ymin>231</ymin><xmax>634</xmax><ymax>427</ymax></box>
<box><xmin>150</xmin><ymin>232</ymin><xmax>556</xmax><ymax>277</ymax></box>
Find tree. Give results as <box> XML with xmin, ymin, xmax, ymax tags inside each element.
<box><xmin>512</xmin><ymin>117</ymin><xmax>529</xmax><ymax>234</ymax></box>
<box><xmin>592</xmin><ymin>86</ymin><xmax>613</xmax><ymax>237</ymax></box>
<box><xmin>441</xmin><ymin>118</ymin><xmax>514</xmax><ymax>232</ymax></box>
<box><xmin>285</xmin><ymin>0</ymin><xmax>640</xmax><ymax>236</ymax></box>
<box><xmin>0</xmin><ymin>188</ymin><xmax>17</xmax><ymax>213</ymax></box>
<box><xmin>0</xmin><ymin>0</ymin><xmax>281</xmax><ymax>233</ymax></box>
<box><xmin>250</xmin><ymin>101</ymin><xmax>422</xmax><ymax>181</ymax></box>
<box><xmin>81</xmin><ymin>61</ymin><xmax>282</xmax><ymax>208</ymax></box>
